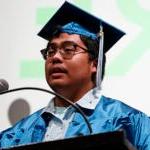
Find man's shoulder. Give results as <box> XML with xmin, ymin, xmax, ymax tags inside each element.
<box><xmin>0</xmin><ymin>108</ymin><xmax>45</xmax><ymax>148</ymax></box>
<box><xmin>0</xmin><ymin>108</ymin><xmax>44</xmax><ymax>135</ymax></box>
<box><xmin>97</xmin><ymin>95</ymin><xmax>144</xmax><ymax>117</ymax></box>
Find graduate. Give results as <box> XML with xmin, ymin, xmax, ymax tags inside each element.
<box><xmin>0</xmin><ymin>2</ymin><xmax>150</xmax><ymax>149</ymax></box>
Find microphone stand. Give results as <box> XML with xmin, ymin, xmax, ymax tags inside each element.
<box><xmin>0</xmin><ymin>87</ymin><xmax>92</xmax><ymax>134</ymax></box>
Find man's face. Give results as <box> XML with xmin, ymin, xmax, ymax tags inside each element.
<box><xmin>45</xmin><ymin>33</ymin><xmax>97</xmax><ymax>92</ymax></box>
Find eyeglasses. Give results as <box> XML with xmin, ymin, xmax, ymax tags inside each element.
<box><xmin>40</xmin><ymin>41</ymin><xmax>92</xmax><ymax>60</ymax></box>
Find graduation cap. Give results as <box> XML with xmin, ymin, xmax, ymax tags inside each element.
<box><xmin>38</xmin><ymin>1</ymin><xmax>125</xmax><ymax>89</ymax></box>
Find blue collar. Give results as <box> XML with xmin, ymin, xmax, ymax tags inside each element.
<box><xmin>42</xmin><ymin>88</ymin><xmax>101</xmax><ymax>115</ymax></box>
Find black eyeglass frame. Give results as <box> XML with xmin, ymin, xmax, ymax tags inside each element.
<box><xmin>40</xmin><ymin>41</ymin><xmax>95</xmax><ymax>60</ymax></box>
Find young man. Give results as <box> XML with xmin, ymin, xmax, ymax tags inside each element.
<box><xmin>0</xmin><ymin>2</ymin><xmax>150</xmax><ymax>149</ymax></box>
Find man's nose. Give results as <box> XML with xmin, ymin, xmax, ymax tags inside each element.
<box><xmin>54</xmin><ymin>49</ymin><xmax>64</xmax><ymax>58</ymax></box>
<box><xmin>50</xmin><ymin>50</ymin><xmax>64</xmax><ymax>63</ymax></box>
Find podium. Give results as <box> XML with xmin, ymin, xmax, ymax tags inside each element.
<box><xmin>4</xmin><ymin>131</ymin><xmax>136</xmax><ymax>150</ymax></box>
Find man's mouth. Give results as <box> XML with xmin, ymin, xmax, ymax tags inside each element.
<box><xmin>49</xmin><ymin>67</ymin><xmax>67</xmax><ymax>75</ymax></box>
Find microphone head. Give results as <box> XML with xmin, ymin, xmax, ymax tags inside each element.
<box><xmin>0</xmin><ymin>79</ymin><xmax>9</xmax><ymax>92</ymax></box>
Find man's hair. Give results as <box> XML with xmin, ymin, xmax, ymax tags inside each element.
<box><xmin>80</xmin><ymin>35</ymin><xmax>106</xmax><ymax>81</ymax></box>
<box><xmin>48</xmin><ymin>26</ymin><xmax>106</xmax><ymax>82</ymax></box>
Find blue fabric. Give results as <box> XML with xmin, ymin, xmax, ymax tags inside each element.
<box><xmin>0</xmin><ymin>96</ymin><xmax>150</xmax><ymax>149</ymax></box>
<box><xmin>61</xmin><ymin>22</ymin><xmax>97</xmax><ymax>40</ymax></box>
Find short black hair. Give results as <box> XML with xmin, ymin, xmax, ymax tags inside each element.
<box><xmin>80</xmin><ymin>35</ymin><xmax>106</xmax><ymax>81</ymax></box>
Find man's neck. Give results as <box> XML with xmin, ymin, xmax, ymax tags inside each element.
<box><xmin>53</xmin><ymin>83</ymin><xmax>95</xmax><ymax>107</ymax></box>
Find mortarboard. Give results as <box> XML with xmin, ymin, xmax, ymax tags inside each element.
<box><xmin>38</xmin><ymin>1</ymin><xmax>125</xmax><ymax>53</ymax></box>
<box><xmin>38</xmin><ymin>1</ymin><xmax>125</xmax><ymax>89</ymax></box>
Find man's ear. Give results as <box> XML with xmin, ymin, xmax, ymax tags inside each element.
<box><xmin>91</xmin><ymin>59</ymin><xmax>97</xmax><ymax>73</ymax></box>
<box><xmin>90</xmin><ymin>59</ymin><xmax>97</xmax><ymax>85</ymax></box>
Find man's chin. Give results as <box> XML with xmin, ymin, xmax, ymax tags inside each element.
<box><xmin>49</xmin><ymin>81</ymin><xmax>68</xmax><ymax>90</ymax></box>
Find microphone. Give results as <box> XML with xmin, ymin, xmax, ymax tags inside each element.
<box><xmin>0</xmin><ymin>79</ymin><xmax>9</xmax><ymax>92</ymax></box>
<box><xmin>0</xmin><ymin>86</ymin><xmax>92</xmax><ymax>134</ymax></box>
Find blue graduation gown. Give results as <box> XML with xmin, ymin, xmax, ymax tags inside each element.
<box><xmin>0</xmin><ymin>96</ymin><xmax>150</xmax><ymax>149</ymax></box>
